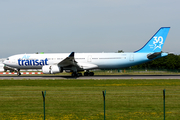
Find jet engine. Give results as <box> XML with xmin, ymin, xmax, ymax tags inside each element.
<box><xmin>42</xmin><ymin>65</ymin><xmax>63</xmax><ymax>74</ymax></box>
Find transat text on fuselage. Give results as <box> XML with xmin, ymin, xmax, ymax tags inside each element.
<box><xmin>18</xmin><ymin>58</ymin><xmax>48</xmax><ymax>66</ymax></box>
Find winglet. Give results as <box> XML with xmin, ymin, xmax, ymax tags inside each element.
<box><xmin>69</xmin><ymin>52</ymin><xmax>74</xmax><ymax>57</ymax></box>
<box><xmin>134</xmin><ymin>27</ymin><xmax>170</xmax><ymax>53</ymax></box>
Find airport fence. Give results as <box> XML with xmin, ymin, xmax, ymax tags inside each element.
<box><xmin>1</xmin><ymin>88</ymin><xmax>180</xmax><ymax>120</ymax></box>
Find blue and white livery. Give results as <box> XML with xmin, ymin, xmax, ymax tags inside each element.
<box><xmin>135</xmin><ymin>27</ymin><xmax>170</xmax><ymax>53</ymax></box>
<box><xmin>3</xmin><ymin>27</ymin><xmax>170</xmax><ymax>76</ymax></box>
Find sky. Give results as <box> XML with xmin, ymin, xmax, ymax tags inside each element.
<box><xmin>0</xmin><ymin>0</ymin><xmax>179</xmax><ymax>58</ymax></box>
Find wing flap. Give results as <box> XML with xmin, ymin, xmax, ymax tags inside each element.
<box><xmin>77</xmin><ymin>63</ymin><xmax>98</xmax><ymax>69</ymax></box>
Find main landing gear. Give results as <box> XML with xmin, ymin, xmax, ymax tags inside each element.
<box><xmin>84</xmin><ymin>70</ymin><xmax>94</xmax><ymax>76</ymax></box>
<box><xmin>71</xmin><ymin>72</ymin><xmax>82</xmax><ymax>77</ymax></box>
<box><xmin>71</xmin><ymin>71</ymin><xmax>94</xmax><ymax>77</ymax></box>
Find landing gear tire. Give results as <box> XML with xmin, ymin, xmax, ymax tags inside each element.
<box><xmin>84</xmin><ymin>72</ymin><xmax>89</xmax><ymax>76</ymax></box>
<box><xmin>78</xmin><ymin>73</ymin><xmax>82</xmax><ymax>76</ymax></box>
<box><xmin>71</xmin><ymin>73</ymin><xmax>76</xmax><ymax>77</ymax></box>
<box><xmin>89</xmin><ymin>72</ymin><xmax>94</xmax><ymax>76</ymax></box>
<box><xmin>71</xmin><ymin>72</ymin><xmax>82</xmax><ymax>77</ymax></box>
<box><xmin>84</xmin><ymin>72</ymin><xmax>94</xmax><ymax>76</ymax></box>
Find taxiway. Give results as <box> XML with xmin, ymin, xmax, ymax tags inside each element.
<box><xmin>0</xmin><ymin>75</ymin><xmax>180</xmax><ymax>80</ymax></box>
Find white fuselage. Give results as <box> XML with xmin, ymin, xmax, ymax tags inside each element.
<box><xmin>3</xmin><ymin>52</ymin><xmax>167</xmax><ymax>71</ymax></box>
<box><xmin>2</xmin><ymin>27</ymin><xmax>170</xmax><ymax>76</ymax></box>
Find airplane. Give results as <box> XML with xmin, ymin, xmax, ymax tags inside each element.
<box><xmin>3</xmin><ymin>27</ymin><xmax>170</xmax><ymax>76</ymax></box>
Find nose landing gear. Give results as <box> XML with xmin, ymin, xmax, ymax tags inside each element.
<box><xmin>17</xmin><ymin>69</ymin><xmax>21</xmax><ymax>76</ymax></box>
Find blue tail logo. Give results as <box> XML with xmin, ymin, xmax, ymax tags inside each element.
<box><xmin>152</xmin><ymin>36</ymin><xmax>163</xmax><ymax>51</ymax></box>
<box><xmin>135</xmin><ymin>27</ymin><xmax>170</xmax><ymax>53</ymax></box>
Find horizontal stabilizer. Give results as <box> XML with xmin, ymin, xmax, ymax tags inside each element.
<box><xmin>147</xmin><ymin>52</ymin><xmax>162</xmax><ymax>59</ymax></box>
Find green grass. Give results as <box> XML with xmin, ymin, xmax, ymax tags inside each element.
<box><xmin>0</xmin><ymin>79</ymin><xmax>180</xmax><ymax>120</ymax></box>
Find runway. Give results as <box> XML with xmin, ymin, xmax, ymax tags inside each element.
<box><xmin>0</xmin><ymin>74</ymin><xmax>180</xmax><ymax>79</ymax></box>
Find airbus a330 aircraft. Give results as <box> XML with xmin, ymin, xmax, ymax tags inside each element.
<box><xmin>3</xmin><ymin>27</ymin><xmax>170</xmax><ymax>76</ymax></box>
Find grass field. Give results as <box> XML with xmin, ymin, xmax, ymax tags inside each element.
<box><xmin>0</xmin><ymin>79</ymin><xmax>180</xmax><ymax>120</ymax></box>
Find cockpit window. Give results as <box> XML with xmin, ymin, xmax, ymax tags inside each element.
<box><xmin>7</xmin><ymin>58</ymin><xmax>9</xmax><ymax>60</ymax></box>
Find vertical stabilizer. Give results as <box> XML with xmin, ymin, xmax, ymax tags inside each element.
<box><xmin>135</xmin><ymin>27</ymin><xmax>170</xmax><ymax>53</ymax></box>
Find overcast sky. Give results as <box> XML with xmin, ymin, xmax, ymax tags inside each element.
<box><xmin>0</xmin><ymin>0</ymin><xmax>179</xmax><ymax>58</ymax></box>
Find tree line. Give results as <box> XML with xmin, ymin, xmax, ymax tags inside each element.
<box><xmin>131</xmin><ymin>54</ymin><xmax>180</xmax><ymax>70</ymax></box>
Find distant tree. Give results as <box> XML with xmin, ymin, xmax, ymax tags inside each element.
<box><xmin>118</xmin><ymin>50</ymin><xmax>124</xmax><ymax>53</ymax></box>
<box><xmin>131</xmin><ymin>53</ymin><xmax>180</xmax><ymax>70</ymax></box>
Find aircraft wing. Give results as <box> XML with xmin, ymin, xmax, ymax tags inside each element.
<box><xmin>58</xmin><ymin>52</ymin><xmax>98</xmax><ymax>70</ymax></box>
<box><xmin>58</xmin><ymin>52</ymin><xmax>78</xmax><ymax>67</ymax></box>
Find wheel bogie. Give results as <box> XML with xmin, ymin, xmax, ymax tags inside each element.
<box><xmin>71</xmin><ymin>72</ymin><xmax>83</xmax><ymax>77</ymax></box>
<box><xmin>89</xmin><ymin>72</ymin><xmax>94</xmax><ymax>76</ymax></box>
<box><xmin>84</xmin><ymin>72</ymin><xmax>89</xmax><ymax>76</ymax></box>
<box><xmin>84</xmin><ymin>71</ymin><xmax>94</xmax><ymax>76</ymax></box>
